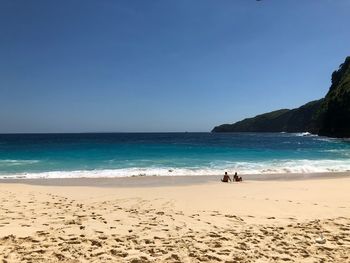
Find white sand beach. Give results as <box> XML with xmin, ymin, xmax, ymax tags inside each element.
<box><xmin>0</xmin><ymin>174</ymin><xmax>349</xmax><ymax>262</ymax></box>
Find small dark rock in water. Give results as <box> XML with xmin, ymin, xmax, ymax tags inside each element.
<box><xmin>168</xmin><ymin>169</ymin><xmax>173</xmax><ymax>172</ymax></box>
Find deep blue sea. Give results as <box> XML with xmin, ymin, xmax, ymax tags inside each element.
<box><xmin>0</xmin><ymin>132</ymin><xmax>350</xmax><ymax>179</ymax></box>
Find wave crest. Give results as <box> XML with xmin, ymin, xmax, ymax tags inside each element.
<box><xmin>0</xmin><ymin>160</ymin><xmax>40</xmax><ymax>166</ymax></box>
<box><xmin>1</xmin><ymin>159</ymin><xmax>350</xmax><ymax>179</ymax></box>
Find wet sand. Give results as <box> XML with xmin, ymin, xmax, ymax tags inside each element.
<box><xmin>0</xmin><ymin>173</ymin><xmax>349</xmax><ymax>262</ymax></box>
<box><xmin>1</xmin><ymin>171</ymin><xmax>349</xmax><ymax>187</ymax></box>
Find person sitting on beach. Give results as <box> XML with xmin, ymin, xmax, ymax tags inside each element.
<box><xmin>234</xmin><ymin>172</ymin><xmax>242</xmax><ymax>182</ymax></box>
<box><xmin>221</xmin><ymin>172</ymin><xmax>231</xmax><ymax>183</ymax></box>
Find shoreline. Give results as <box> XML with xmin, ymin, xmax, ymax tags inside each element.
<box><xmin>0</xmin><ymin>171</ymin><xmax>349</xmax><ymax>187</ymax></box>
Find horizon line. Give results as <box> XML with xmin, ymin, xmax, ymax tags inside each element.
<box><xmin>0</xmin><ymin>131</ymin><xmax>212</xmax><ymax>135</ymax></box>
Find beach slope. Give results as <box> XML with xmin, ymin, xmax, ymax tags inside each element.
<box><xmin>0</xmin><ymin>175</ymin><xmax>349</xmax><ymax>262</ymax></box>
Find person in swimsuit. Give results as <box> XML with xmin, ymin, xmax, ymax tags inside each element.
<box><xmin>221</xmin><ymin>172</ymin><xmax>231</xmax><ymax>182</ymax></box>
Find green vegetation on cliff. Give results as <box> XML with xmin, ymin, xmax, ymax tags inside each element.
<box><xmin>318</xmin><ymin>57</ymin><xmax>350</xmax><ymax>137</ymax></box>
<box><xmin>212</xmin><ymin>99</ymin><xmax>323</xmax><ymax>133</ymax></box>
<box><xmin>212</xmin><ymin>56</ymin><xmax>350</xmax><ymax>137</ymax></box>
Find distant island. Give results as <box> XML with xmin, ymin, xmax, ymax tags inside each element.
<box><xmin>212</xmin><ymin>56</ymin><xmax>350</xmax><ymax>138</ymax></box>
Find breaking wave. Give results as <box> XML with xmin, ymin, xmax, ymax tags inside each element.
<box><xmin>1</xmin><ymin>159</ymin><xmax>350</xmax><ymax>179</ymax></box>
<box><xmin>0</xmin><ymin>160</ymin><xmax>40</xmax><ymax>166</ymax></box>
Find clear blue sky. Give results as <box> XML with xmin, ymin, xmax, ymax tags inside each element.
<box><xmin>1</xmin><ymin>0</ymin><xmax>349</xmax><ymax>133</ymax></box>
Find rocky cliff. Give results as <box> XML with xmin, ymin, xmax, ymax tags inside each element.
<box><xmin>212</xmin><ymin>56</ymin><xmax>350</xmax><ymax>137</ymax></box>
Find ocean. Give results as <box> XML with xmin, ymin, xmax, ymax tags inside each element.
<box><xmin>0</xmin><ymin>132</ymin><xmax>350</xmax><ymax>179</ymax></box>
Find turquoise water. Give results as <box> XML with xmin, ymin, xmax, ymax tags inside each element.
<box><xmin>0</xmin><ymin>132</ymin><xmax>350</xmax><ymax>178</ymax></box>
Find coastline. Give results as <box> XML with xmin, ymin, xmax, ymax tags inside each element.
<box><xmin>1</xmin><ymin>174</ymin><xmax>350</xmax><ymax>262</ymax></box>
<box><xmin>0</xmin><ymin>171</ymin><xmax>349</xmax><ymax>187</ymax></box>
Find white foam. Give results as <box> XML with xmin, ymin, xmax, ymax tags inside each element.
<box><xmin>0</xmin><ymin>160</ymin><xmax>40</xmax><ymax>166</ymax></box>
<box><xmin>1</xmin><ymin>159</ymin><xmax>350</xmax><ymax>179</ymax></box>
<box><xmin>294</xmin><ymin>132</ymin><xmax>318</xmax><ymax>137</ymax></box>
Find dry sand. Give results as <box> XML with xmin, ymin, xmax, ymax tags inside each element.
<box><xmin>0</xmin><ymin>174</ymin><xmax>349</xmax><ymax>262</ymax></box>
